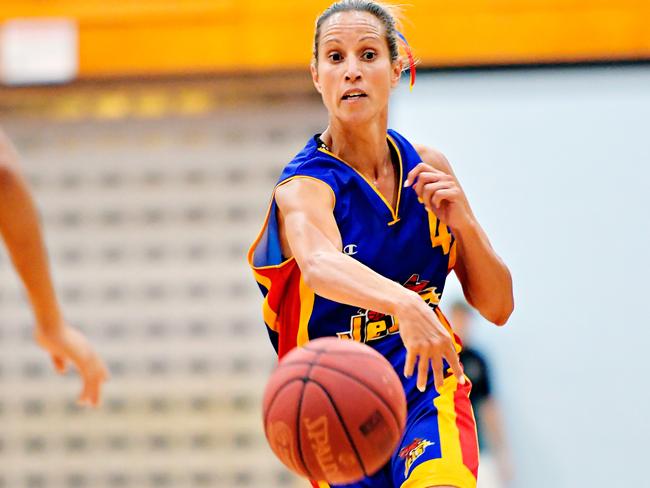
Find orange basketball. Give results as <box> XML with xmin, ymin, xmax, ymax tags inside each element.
<box><xmin>262</xmin><ymin>337</ymin><xmax>407</xmax><ymax>484</ymax></box>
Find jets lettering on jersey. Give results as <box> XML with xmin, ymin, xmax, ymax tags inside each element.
<box><xmin>337</xmin><ymin>274</ymin><xmax>441</xmax><ymax>343</ymax></box>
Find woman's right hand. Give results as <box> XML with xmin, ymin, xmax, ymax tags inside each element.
<box><xmin>396</xmin><ymin>292</ymin><xmax>465</xmax><ymax>392</ymax></box>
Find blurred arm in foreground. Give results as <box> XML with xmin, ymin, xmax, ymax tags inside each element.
<box><xmin>0</xmin><ymin>129</ymin><xmax>108</xmax><ymax>407</ymax></box>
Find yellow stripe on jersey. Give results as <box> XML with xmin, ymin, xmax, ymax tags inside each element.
<box><xmin>401</xmin><ymin>376</ymin><xmax>477</xmax><ymax>488</ymax></box>
<box><xmin>448</xmin><ymin>240</ymin><xmax>458</xmax><ymax>271</ymax></box>
<box><xmin>435</xmin><ymin>308</ymin><xmax>462</xmax><ymax>354</ymax></box>
<box><xmin>297</xmin><ymin>275</ymin><xmax>315</xmax><ymax>347</ymax></box>
<box><xmin>427</xmin><ymin>211</ymin><xmax>452</xmax><ymax>255</ymax></box>
<box><xmin>317</xmin><ymin>134</ymin><xmax>403</xmax><ymax>226</ymax></box>
<box><xmin>262</xmin><ymin>300</ymin><xmax>279</xmax><ymax>332</ymax></box>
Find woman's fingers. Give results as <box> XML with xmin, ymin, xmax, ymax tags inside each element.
<box><xmin>430</xmin><ymin>356</ymin><xmax>445</xmax><ymax>391</ymax></box>
<box><xmin>422</xmin><ymin>181</ymin><xmax>453</xmax><ymax>211</ymax></box>
<box><xmin>416</xmin><ymin>352</ymin><xmax>430</xmax><ymax>391</ymax></box>
<box><xmin>77</xmin><ymin>368</ymin><xmax>92</xmax><ymax>406</ymax></box>
<box><xmin>77</xmin><ymin>367</ymin><xmax>104</xmax><ymax>407</ymax></box>
<box><xmin>405</xmin><ymin>162</ymin><xmax>446</xmax><ymax>187</ymax></box>
<box><xmin>405</xmin><ymin>167</ymin><xmax>457</xmax><ymax>215</ymax></box>
<box><xmin>431</xmin><ymin>188</ymin><xmax>458</xmax><ymax>209</ymax></box>
<box><xmin>412</xmin><ymin>350</ymin><xmax>464</xmax><ymax>392</ymax></box>
<box><xmin>444</xmin><ymin>345</ymin><xmax>466</xmax><ymax>385</ymax></box>
<box><xmin>399</xmin><ymin>301</ymin><xmax>466</xmax><ymax>392</ymax></box>
<box><xmin>83</xmin><ymin>371</ymin><xmax>103</xmax><ymax>407</ymax></box>
<box><xmin>404</xmin><ymin>348</ymin><xmax>417</xmax><ymax>378</ymax></box>
<box><xmin>412</xmin><ymin>171</ymin><xmax>447</xmax><ymax>197</ymax></box>
<box><xmin>51</xmin><ymin>354</ymin><xmax>67</xmax><ymax>374</ymax></box>
<box><xmin>78</xmin><ymin>354</ymin><xmax>109</xmax><ymax>407</ymax></box>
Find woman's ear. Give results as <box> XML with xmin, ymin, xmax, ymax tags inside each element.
<box><xmin>311</xmin><ymin>63</ymin><xmax>322</xmax><ymax>94</ymax></box>
<box><xmin>391</xmin><ymin>59</ymin><xmax>403</xmax><ymax>88</ymax></box>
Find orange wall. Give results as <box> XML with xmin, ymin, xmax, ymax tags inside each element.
<box><xmin>1</xmin><ymin>0</ymin><xmax>648</xmax><ymax>78</ymax></box>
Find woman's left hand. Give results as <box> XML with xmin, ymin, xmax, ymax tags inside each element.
<box><xmin>404</xmin><ymin>162</ymin><xmax>473</xmax><ymax>231</ymax></box>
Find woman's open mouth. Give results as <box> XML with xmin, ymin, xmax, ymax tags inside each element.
<box><xmin>341</xmin><ymin>90</ymin><xmax>368</xmax><ymax>101</ymax></box>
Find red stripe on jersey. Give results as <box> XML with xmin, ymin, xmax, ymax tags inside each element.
<box><xmin>253</xmin><ymin>259</ymin><xmax>305</xmax><ymax>358</ymax></box>
<box><xmin>454</xmin><ymin>379</ymin><xmax>479</xmax><ymax>478</ymax></box>
<box><xmin>276</xmin><ymin>263</ymin><xmax>304</xmax><ymax>358</ymax></box>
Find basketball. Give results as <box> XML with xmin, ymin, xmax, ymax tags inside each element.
<box><xmin>262</xmin><ymin>337</ymin><xmax>407</xmax><ymax>484</ymax></box>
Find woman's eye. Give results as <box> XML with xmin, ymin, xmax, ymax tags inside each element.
<box><xmin>329</xmin><ymin>52</ymin><xmax>342</xmax><ymax>62</ymax></box>
<box><xmin>363</xmin><ymin>51</ymin><xmax>376</xmax><ymax>60</ymax></box>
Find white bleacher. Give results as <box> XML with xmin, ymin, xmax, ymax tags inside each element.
<box><xmin>0</xmin><ymin>99</ymin><xmax>326</xmax><ymax>488</ymax></box>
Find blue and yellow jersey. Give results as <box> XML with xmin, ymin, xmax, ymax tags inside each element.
<box><xmin>247</xmin><ymin>129</ymin><xmax>462</xmax><ymax>405</ymax></box>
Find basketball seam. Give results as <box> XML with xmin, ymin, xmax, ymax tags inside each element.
<box><xmin>320</xmin><ymin>364</ymin><xmax>404</xmax><ymax>432</ymax></box>
<box><xmin>309</xmin><ymin>379</ymin><xmax>369</xmax><ymax>478</ymax></box>
<box><xmin>263</xmin><ymin>378</ymin><xmax>314</xmax><ymax>479</ymax></box>
<box><xmin>296</xmin><ymin>379</ymin><xmax>315</xmax><ymax>480</ymax></box>
<box><xmin>277</xmin><ymin>360</ymin><xmax>403</xmax><ymax>429</ymax></box>
<box><xmin>263</xmin><ymin>378</ymin><xmax>302</xmax><ymax>432</ymax></box>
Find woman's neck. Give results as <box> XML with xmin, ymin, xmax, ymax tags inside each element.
<box><xmin>321</xmin><ymin>114</ymin><xmax>391</xmax><ymax>182</ymax></box>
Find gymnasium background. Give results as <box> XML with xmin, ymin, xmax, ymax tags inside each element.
<box><xmin>0</xmin><ymin>1</ymin><xmax>648</xmax><ymax>487</ymax></box>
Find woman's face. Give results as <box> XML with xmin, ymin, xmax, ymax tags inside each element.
<box><xmin>312</xmin><ymin>11</ymin><xmax>402</xmax><ymax>127</ymax></box>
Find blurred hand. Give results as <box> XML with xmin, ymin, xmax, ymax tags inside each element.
<box><xmin>404</xmin><ymin>162</ymin><xmax>473</xmax><ymax>231</ymax></box>
<box><xmin>35</xmin><ymin>321</ymin><xmax>109</xmax><ymax>407</ymax></box>
<box><xmin>397</xmin><ymin>293</ymin><xmax>464</xmax><ymax>391</ymax></box>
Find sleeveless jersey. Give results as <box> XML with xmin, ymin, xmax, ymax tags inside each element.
<box><xmin>248</xmin><ymin>129</ymin><xmax>462</xmax><ymax>405</ymax></box>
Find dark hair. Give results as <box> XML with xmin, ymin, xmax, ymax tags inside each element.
<box><xmin>313</xmin><ymin>0</ymin><xmax>400</xmax><ymax>65</ymax></box>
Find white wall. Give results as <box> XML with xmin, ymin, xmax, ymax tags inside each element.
<box><xmin>391</xmin><ymin>66</ymin><xmax>650</xmax><ymax>488</ymax></box>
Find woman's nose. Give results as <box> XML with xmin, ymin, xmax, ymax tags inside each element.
<box><xmin>344</xmin><ymin>58</ymin><xmax>362</xmax><ymax>81</ymax></box>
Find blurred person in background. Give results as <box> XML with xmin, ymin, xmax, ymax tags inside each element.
<box><xmin>451</xmin><ymin>300</ymin><xmax>513</xmax><ymax>488</ymax></box>
<box><xmin>0</xmin><ymin>129</ymin><xmax>108</xmax><ymax>407</ymax></box>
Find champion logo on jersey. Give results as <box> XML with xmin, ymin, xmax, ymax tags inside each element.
<box><xmin>343</xmin><ymin>244</ymin><xmax>358</xmax><ymax>256</ymax></box>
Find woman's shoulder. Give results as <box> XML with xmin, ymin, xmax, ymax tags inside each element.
<box><xmin>388</xmin><ymin>129</ymin><xmax>454</xmax><ymax>175</ymax></box>
<box><xmin>412</xmin><ymin>143</ymin><xmax>453</xmax><ymax>175</ymax></box>
<box><xmin>281</xmin><ymin>136</ymin><xmax>341</xmax><ymax>177</ymax></box>
<box><xmin>274</xmin><ymin>136</ymin><xmax>345</xmax><ymax>199</ymax></box>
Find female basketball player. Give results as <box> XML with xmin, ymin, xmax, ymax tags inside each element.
<box><xmin>0</xmin><ymin>129</ymin><xmax>108</xmax><ymax>407</ymax></box>
<box><xmin>249</xmin><ymin>1</ymin><xmax>514</xmax><ymax>486</ymax></box>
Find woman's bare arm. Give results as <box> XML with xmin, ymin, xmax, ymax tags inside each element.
<box><xmin>0</xmin><ymin>130</ymin><xmax>108</xmax><ymax>406</ymax></box>
<box><xmin>411</xmin><ymin>144</ymin><xmax>514</xmax><ymax>325</ymax></box>
<box><xmin>275</xmin><ymin>177</ymin><xmax>464</xmax><ymax>391</ymax></box>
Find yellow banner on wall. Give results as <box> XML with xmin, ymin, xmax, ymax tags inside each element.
<box><xmin>1</xmin><ymin>0</ymin><xmax>648</xmax><ymax>78</ymax></box>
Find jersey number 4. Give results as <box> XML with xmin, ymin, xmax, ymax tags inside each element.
<box><xmin>428</xmin><ymin>212</ymin><xmax>452</xmax><ymax>255</ymax></box>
